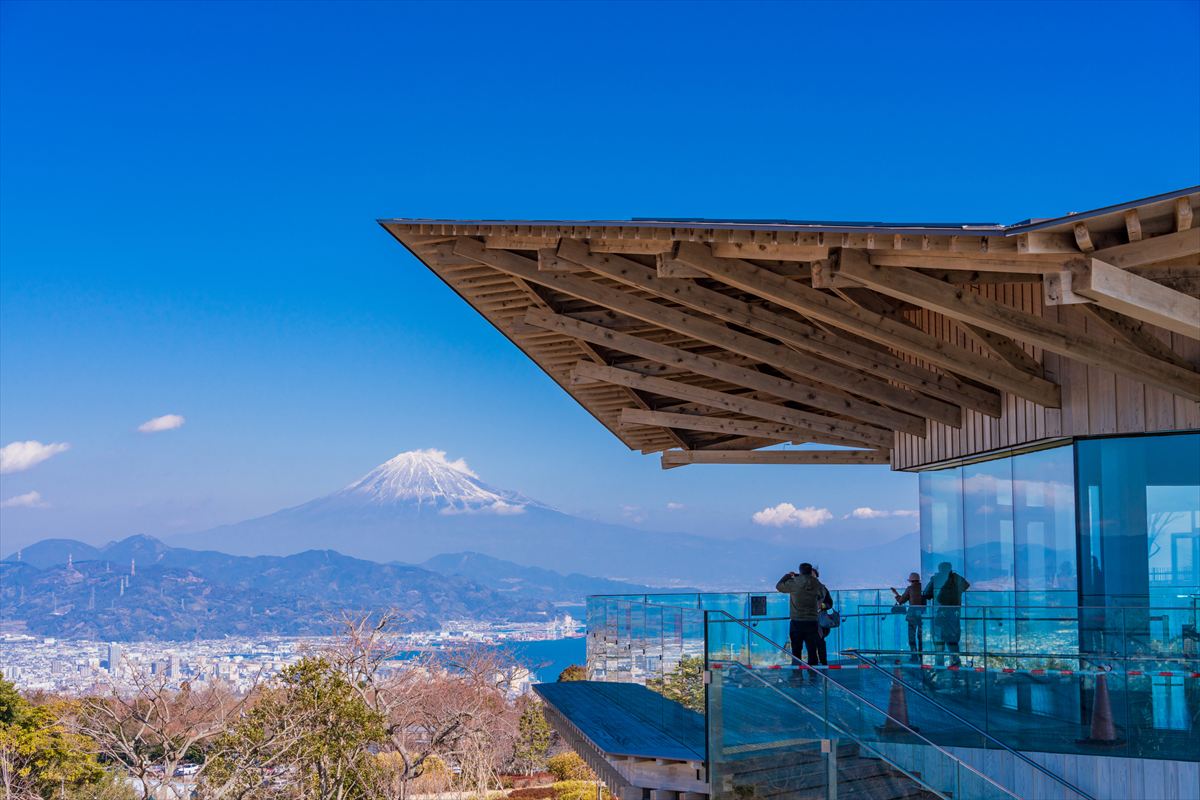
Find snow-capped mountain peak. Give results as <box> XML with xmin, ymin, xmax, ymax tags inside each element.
<box><xmin>334</xmin><ymin>449</ymin><xmax>534</xmax><ymax>515</ymax></box>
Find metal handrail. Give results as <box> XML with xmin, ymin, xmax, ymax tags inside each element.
<box><xmin>841</xmin><ymin>648</ymin><xmax>1098</xmax><ymax>800</ymax></box>
<box><xmin>708</xmin><ymin>612</ymin><xmax>1021</xmax><ymax>800</ymax></box>
<box><xmin>723</xmin><ymin>662</ymin><xmax>951</xmax><ymax>800</ymax></box>
<box><xmin>710</xmin><ymin>610</ymin><xmax>1097</xmax><ymax>800</ymax></box>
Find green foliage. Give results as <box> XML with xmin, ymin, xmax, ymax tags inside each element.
<box><xmin>205</xmin><ymin>657</ymin><xmax>386</xmax><ymax>800</ymax></box>
<box><xmin>645</xmin><ymin>655</ymin><xmax>704</xmax><ymax>713</ymax></box>
<box><xmin>546</xmin><ymin>752</ymin><xmax>593</xmax><ymax>782</ymax></box>
<box><xmin>552</xmin><ymin>780</ymin><xmax>614</xmax><ymax>800</ymax></box>
<box><xmin>556</xmin><ymin>665</ymin><xmax>586</xmax><ymax>682</ymax></box>
<box><xmin>511</xmin><ymin>699</ymin><xmax>552</xmax><ymax>776</ymax></box>
<box><xmin>0</xmin><ymin>678</ymin><xmax>116</xmax><ymax>800</ymax></box>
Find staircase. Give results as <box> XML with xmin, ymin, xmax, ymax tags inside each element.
<box><xmin>726</xmin><ymin>741</ymin><xmax>940</xmax><ymax>800</ymax></box>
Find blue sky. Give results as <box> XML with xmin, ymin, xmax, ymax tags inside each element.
<box><xmin>2</xmin><ymin>0</ymin><xmax>1198</xmax><ymax>554</ymax></box>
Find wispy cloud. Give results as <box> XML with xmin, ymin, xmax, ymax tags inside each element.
<box><xmin>0</xmin><ymin>441</ymin><xmax>70</xmax><ymax>474</ymax></box>
<box><xmin>844</xmin><ymin>507</ymin><xmax>918</xmax><ymax>520</ymax></box>
<box><xmin>752</xmin><ymin>503</ymin><xmax>833</xmax><ymax>528</ymax></box>
<box><xmin>620</xmin><ymin>504</ymin><xmax>646</xmax><ymax>524</ymax></box>
<box><xmin>439</xmin><ymin>499</ymin><xmax>524</xmax><ymax>516</ymax></box>
<box><xmin>1</xmin><ymin>490</ymin><xmax>49</xmax><ymax>509</ymax></box>
<box><xmin>666</xmin><ymin>502</ymin><xmax>685</xmax><ymax>511</ymax></box>
<box><xmin>138</xmin><ymin>414</ymin><xmax>186</xmax><ymax>433</ymax></box>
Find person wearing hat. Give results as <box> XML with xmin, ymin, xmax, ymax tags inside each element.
<box><xmin>891</xmin><ymin>572</ymin><xmax>926</xmax><ymax>663</ymax></box>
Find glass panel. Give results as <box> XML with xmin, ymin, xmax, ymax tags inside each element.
<box><xmin>963</xmin><ymin>457</ymin><xmax>1016</xmax><ymax>597</ymax></box>
<box><xmin>921</xmin><ymin>465</ymin><xmax>966</xmax><ymax>590</ymax></box>
<box><xmin>1077</xmin><ymin>433</ymin><xmax>1200</xmax><ymax>607</ymax></box>
<box><xmin>1013</xmin><ymin>445</ymin><xmax>1077</xmax><ymax>606</ymax></box>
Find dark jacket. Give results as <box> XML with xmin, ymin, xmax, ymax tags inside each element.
<box><xmin>923</xmin><ymin>570</ymin><xmax>970</xmax><ymax>606</ymax></box>
<box><xmin>895</xmin><ymin>583</ymin><xmax>925</xmax><ymax>607</ymax></box>
<box><xmin>776</xmin><ymin>572</ymin><xmax>827</xmax><ymax>621</ymax></box>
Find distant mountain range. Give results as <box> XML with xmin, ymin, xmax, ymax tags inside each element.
<box><xmin>0</xmin><ymin>535</ymin><xmax>675</xmax><ymax>641</ymax></box>
<box><xmin>1</xmin><ymin>449</ymin><xmax>924</xmax><ymax>640</ymax></box>
<box><xmin>169</xmin><ymin>449</ymin><xmax>918</xmax><ymax>587</ymax></box>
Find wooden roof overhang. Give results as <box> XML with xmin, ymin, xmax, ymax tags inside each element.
<box><xmin>379</xmin><ymin>187</ymin><xmax>1200</xmax><ymax>471</ymax></box>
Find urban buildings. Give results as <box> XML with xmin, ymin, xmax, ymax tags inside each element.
<box><xmin>383</xmin><ymin>188</ymin><xmax>1200</xmax><ymax>799</ymax></box>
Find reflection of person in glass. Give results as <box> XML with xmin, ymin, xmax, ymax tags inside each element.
<box><xmin>891</xmin><ymin>572</ymin><xmax>925</xmax><ymax>663</ymax></box>
<box><xmin>922</xmin><ymin>561</ymin><xmax>970</xmax><ymax>667</ymax></box>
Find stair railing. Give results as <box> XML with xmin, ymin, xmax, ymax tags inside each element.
<box><xmin>842</xmin><ymin>648</ymin><xmax>1097</xmax><ymax>800</ymax></box>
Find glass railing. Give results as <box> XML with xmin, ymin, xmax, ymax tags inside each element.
<box><xmin>705</xmin><ymin>613</ymin><xmax>1098</xmax><ymax>800</ymax></box>
<box><xmin>585</xmin><ymin>595</ymin><xmax>1094</xmax><ymax>799</ymax></box>
<box><xmin>849</xmin><ymin>603</ymin><xmax>1200</xmax><ymax>762</ymax></box>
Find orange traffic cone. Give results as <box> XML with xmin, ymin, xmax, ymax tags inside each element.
<box><xmin>1078</xmin><ymin>673</ymin><xmax>1124</xmax><ymax>747</ymax></box>
<box><xmin>878</xmin><ymin>665</ymin><xmax>919</xmax><ymax>734</ymax></box>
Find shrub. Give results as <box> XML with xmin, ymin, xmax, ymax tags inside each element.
<box><xmin>509</xmin><ymin>787</ymin><xmax>558</xmax><ymax>799</ymax></box>
<box><xmin>546</xmin><ymin>752</ymin><xmax>593</xmax><ymax>782</ymax></box>
<box><xmin>556</xmin><ymin>665</ymin><xmax>586</xmax><ymax>682</ymax></box>
<box><xmin>552</xmin><ymin>780</ymin><xmax>614</xmax><ymax>800</ymax></box>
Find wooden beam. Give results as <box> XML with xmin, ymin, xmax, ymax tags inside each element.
<box><xmin>837</xmin><ymin>252</ymin><xmax>1200</xmax><ymax>401</ymax></box>
<box><xmin>538</xmin><ymin>248</ymin><xmax>584</xmax><ymax>272</ymax></box>
<box><xmin>569</xmin><ymin>361</ymin><xmax>894</xmax><ymax>449</ymax></box>
<box><xmin>620</xmin><ymin>408</ymin><xmax>857</xmax><ymax>446</ymax></box>
<box><xmin>960</xmin><ymin>323</ymin><xmax>1045</xmax><ymax>377</ymax></box>
<box><xmin>454</xmin><ymin>237</ymin><xmax>948</xmax><ymax>430</ymax></box>
<box><xmin>525</xmin><ymin>307</ymin><xmax>928</xmax><ymax>434</ymax></box>
<box><xmin>1071</xmin><ymin>258</ymin><xmax>1200</xmax><ymax>339</ymax></box>
<box><xmin>1073</xmin><ymin>223</ymin><xmax>1095</xmax><ymax>253</ymax></box>
<box><xmin>672</xmin><ymin>242</ymin><xmax>1061</xmax><ymax>408</ymax></box>
<box><xmin>1075</xmin><ymin>305</ymin><xmax>1196</xmax><ymax>371</ymax></box>
<box><xmin>661</xmin><ymin>449</ymin><xmax>891</xmax><ymax>468</ymax></box>
<box><xmin>554</xmin><ymin>238</ymin><xmax>979</xmax><ymax>421</ymax></box>
<box><xmin>1176</xmin><ymin>197</ymin><xmax>1195</xmax><ymax>233</ymax></box>
<box><xmin>1091</xmin><ymin>227</ymin><xmax>1200</xmax><ymax>268</ymax></box>
<box><xmin>867</xmin><ymin>253</ymin><xmax>1075</xmax><ymax>274</ymax></box>
<box><xmin>1124</xmin><ymin>210</ymin><xmax>1143</xmax><ymax>243</ymax></box>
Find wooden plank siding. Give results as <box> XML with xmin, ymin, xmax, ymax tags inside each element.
<box><xmin>891</xmin><ymin>288</ymin><xmax>1198</xmax><ymax>470</ymax></box>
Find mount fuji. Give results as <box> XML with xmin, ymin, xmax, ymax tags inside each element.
<box><xmin>172</xmin><ymin>450</ymin><xmax>782</xmax><ymax>585</ymax></box>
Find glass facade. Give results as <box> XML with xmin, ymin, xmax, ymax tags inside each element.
<box><xmin>919</xmin><ymin>433</ymin><xmax>1200</xmax><ymax>610</ymax></box>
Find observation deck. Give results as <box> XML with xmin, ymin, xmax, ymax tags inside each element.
<box><xmin>532</xmin><ymin>591</ymin><xmax>1200</xmax><ymax>800</ymax></box>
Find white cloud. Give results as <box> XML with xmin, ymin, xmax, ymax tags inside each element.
<box><xmin>138</xmin><ymin>414</ymin><xmax>186</xmax><ymax>433</ymax></box>
<box><xmin>752</xmin><ymin>503</ymin><xmax>833</xmax><ymax>528</ymax></box>
<box><xmin>439</xmin><ymin>499</ymin><xmax>525</xmax><ymax>516</ymax></box>
<box><xmin>620</xmin><ymin>504</ymin><xmax>646</xmax><ymax>524</ymax></box>
<box><xmin>844</xmin><ymin>507</ymin><xmax>918</xmax><ymax>520</ymax></box>
<box><xmin>1</xmin><ymin>490</ymin><xmax>49</xmax><ymax>509</ymax></box>
<box><xmin>0</xmin><ymin>441</ymin><xmax>70</xmax><ymax>474</ymax></box>
<box><xmin>666</xmin><ymin>502</ymin><xmax>685</xmax><ymax>511</ymax></box>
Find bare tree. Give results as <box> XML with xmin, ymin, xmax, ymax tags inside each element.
<box><xmin>327</xmin><ymin>612</ymin><xmax>523</xmax><ymax>800</ymax></box>
<box><xmin>73</xmin><ymin>665</ymin><xmax>283</xmax><ymax>800</ymax></box>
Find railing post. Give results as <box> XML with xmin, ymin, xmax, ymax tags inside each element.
<box><xmin>823</xmin><ymin>738</ymin><xmax>838</xmax><ymax>800</ymax></box>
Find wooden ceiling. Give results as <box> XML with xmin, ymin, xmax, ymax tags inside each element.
<box><xmin>380</xmin><ymin>189</ymin><xmax>1200</xmax><ymax>470</ymax></box>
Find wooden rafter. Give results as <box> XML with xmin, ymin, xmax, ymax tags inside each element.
<box><xmin>671</xmin><ymin>241</ymin><xmax>1062</xmax><ymax>408</ymax></box>
<box><xmin>554</xmin><ymin>238</ymin><xmax>990</xmax><ymax>418</ymax></box>
<box><xmin>454</xmin><ymin>237</ymin><xmax>947</xmax><ymax>430</ymax></box>
<box><xmin>569</xmin><ymin>361</ymin><xmax>894</xmax><ymax>450</ymax></box>
<box><xmin>661</xmin><ymin>449</ymin><xmax>891</xmax><ymax>468</ymax></box>
<box><xmin>1070</xmin><ymin>258</ymin><xmax>1200</xmax><ymax>339</ymax></box>
<box><xmin>620</xmin><ymin>408</ymin><xmax>858</xmax><ymax>447</ymax></box>
<box><xmin>836</xmin><ymin>251</ymin><xmax>1200</xmax><ymax>401</ymax></box>
<box><xmin>527</xmin><ymin>308</ymin><xmax>926</xmax><ymax>434</ymax></box>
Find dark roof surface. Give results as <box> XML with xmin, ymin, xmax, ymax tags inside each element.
<box><xmin>379</xmin><ymin>185</ymin><xmax>1199</xmax><ymax>236</ymax></box>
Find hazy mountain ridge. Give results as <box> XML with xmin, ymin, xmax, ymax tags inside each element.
<box><xmin>0</xmin><ymin>535</ymin><xmax>558</xmax><ymax>641</ymax></box>
<box><xmin>420</xmin><ymin>551</ymin><xmax>699</xmax><ymax>600</ymax></box>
